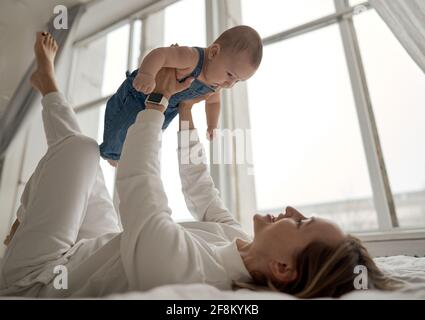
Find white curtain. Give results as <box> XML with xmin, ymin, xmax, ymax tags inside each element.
<box><xmin>369</xmin><ymin>0</ymin><xmax>425</xmax><ymax>73</ymax></box>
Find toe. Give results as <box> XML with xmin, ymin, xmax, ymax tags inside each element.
<box><xmin>36</xmin><ymin>32</ymin><xmax>44</xmax><ymax>41</ymax></box>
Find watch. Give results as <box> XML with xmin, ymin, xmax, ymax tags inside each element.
<box><xmin>145</xmin><ymin>93</ymin><xmax>169</xmax><ymax>108</ymax></box>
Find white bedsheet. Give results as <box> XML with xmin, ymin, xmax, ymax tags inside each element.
<box><xmin>105</xmin><ymin>255</ymin><xmax>425</xmax><ymax>300</ymax></box>
<box><xmin>1</xmin><ymin>255</ymin><xmax>424</xmax><ymax>299</ymax></box>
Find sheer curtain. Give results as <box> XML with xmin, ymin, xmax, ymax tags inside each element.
<box><xmin>0</xmin><ymin>4</ymin><xmax>86</xmax><ymax>158</ymax></box>
<box><xmin>369</xmin><ymin>0</ymin><xmax>425</xmax><ymax>73</ymax></box>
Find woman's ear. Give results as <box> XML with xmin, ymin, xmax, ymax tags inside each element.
<box><xmin>269</xmin><ymin>260</ymin><xmax>298</xmax><ymax>283</ymax></box>
<box><xmin>208</xmin><ymin>43</ymin><xmax>221</xmax><ymax>60</ymax></box>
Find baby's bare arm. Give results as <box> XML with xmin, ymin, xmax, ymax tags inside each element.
<box><xmin>134</xmin><ymin>46</ymin><xmax>199</xmax><ymax>93</ymax></box>
<box><xmin>139</xmin><ymin>46</ymin><xmax>198</xmax><ymax>77</ymax></box>
<box><xmin>205</xmin><ymin>92</ymin><xmax>221</xmax><ymax>139</ymax></box>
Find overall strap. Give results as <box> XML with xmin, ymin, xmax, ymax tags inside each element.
<box><xmin>190</xmin><ymin>47</ymin><xmax>205</xmax><ymax>78</ymax></box>
<box><xmin>179</xmin><ymin>47</ymin><xmax>205</xmax><ymax>83</ymax></box>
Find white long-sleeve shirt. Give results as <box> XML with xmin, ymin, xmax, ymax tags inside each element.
<box><xmin>2</xmin><ymin>109</ymin><xmax>252</xmax><ymax>297</ymax></box>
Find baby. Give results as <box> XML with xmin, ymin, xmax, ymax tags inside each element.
<box><xmin>99</xmin><ymin>25</ymin><xmax>263</xmax><ymax>166</ymax></box>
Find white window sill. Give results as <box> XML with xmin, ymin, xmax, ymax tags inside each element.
<box><xmin>355</xmin><ymin>228</ymin><xmax>425</xmax><ymax>242</ymax></box>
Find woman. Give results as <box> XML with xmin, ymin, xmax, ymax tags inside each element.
<box><xmin>0</xmin><ymin>33</ymin><xmax>398</xmax><ymax>298</ymax></box>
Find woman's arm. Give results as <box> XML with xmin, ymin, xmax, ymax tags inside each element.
<box><xmin>116</xmin><ymin>69</ymin><xmax>205</xmax><ymax>290</ymax></box>
<box><xmin>177</xmin><ymin>102</ymin><xmax>241</xmax><ymax>227</ymax></box>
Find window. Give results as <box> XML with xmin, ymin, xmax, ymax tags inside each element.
<box><xmin>353</xmin><ymin>10</ymin><xmax>425</xmax><ymax>228</ymax></box>
<box><xmin>241</xmin><ymin>1</ymin><xmax>425</xmax><ymax>233</ymax></box>
<box><xmin>71</xmin><ymin>24</ymin><xmax>131</xmax><ymax>107</ymax></box>
<box><xmin>65</xmin><ymin>0</ymin><xmax>425</xmax><ymax>235</ymax></box>
<box><xmin>241</xmin><ymin>0</ymin><xmax>335</xmax><ymax>38</ymax></box>
<box><xmin>245</xmin><ymin>24</ymin><xmax>377</xmax><ymax>232</ymax></box>
<box><xmin>162</xmin><ymin>0</ymin><xmax>209</xmax><ymax>221</ymax></box>
<box><xmin>101</xmin><ymin>25</ymin><xmax>131</xmax><ymax>97</ymax></box>
<box><xmin>71</xmin><ymin>21</ymin><xmax>142</xmax><ymax>198</ymax></box>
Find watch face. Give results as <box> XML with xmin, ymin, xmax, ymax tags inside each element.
<box><xmin>148</xmin><ymin>93</ymin><xmax>163</xmax><ymax>103</ymax></box>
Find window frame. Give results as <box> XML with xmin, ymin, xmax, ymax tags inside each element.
<box><xmin>222</xmin><ymin>0</ymin><xmax>425</xmax><ymax>237</ymax></box>
<box><xmin>65</xmin><ymin>0</ymin><xmax>425</xmax><ymax>239</ymax></box>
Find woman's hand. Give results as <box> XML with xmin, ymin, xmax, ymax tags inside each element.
<box><xmin>145</xmin><ymin>67</ymin><xmax>194</xmax><ymax>113</ymax></box>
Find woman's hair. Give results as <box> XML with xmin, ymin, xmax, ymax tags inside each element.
<box><xmin>233</xmin><ymin>235</ymin><xmax>404</xmax><ymax>298</ymax></box>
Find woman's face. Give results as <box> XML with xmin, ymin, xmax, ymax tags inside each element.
<box><xmin>251</xmin><ymin>207</ymin><xmax>345</xmax><ymax>268</ymax></box>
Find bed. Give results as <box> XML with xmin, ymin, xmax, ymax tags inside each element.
<box><xmin>105</xmin><ymin>255</ymin><xmax>425</xmax><ymax>300</ymax></box>
<box><xmin>0</xmin><ymin>255</ymin><xmax>424</xmax><ymax>299</ymax></box>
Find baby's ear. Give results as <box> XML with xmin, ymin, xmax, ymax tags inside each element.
<box><xmin>209</xmin><ymin>43</ymin><xmax>221</xmax><ymax>58</ymax></box>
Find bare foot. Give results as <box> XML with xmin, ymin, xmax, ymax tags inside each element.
<box><xmin>30</xmin><ymin>32</ymin><xmax>59</xmax><ymax>96</ymax></box>
<box><xmin>107</xmin><ymin>159</ymin><xmax>118</xmax><ymax>167</ymax></box>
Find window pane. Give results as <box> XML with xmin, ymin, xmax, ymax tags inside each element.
<box><xmin>131</xmin><ymin>20</ymin><xmax>143</xmax><ymax>70</ymax></box>
<box><xmin>354</xmin><ymin>10</ymin><xmax>425</xmax><ymax>228</ymax></box>
<box><xmin>71</xmin><ymin>38</ymin><xmax>107</xmax><ymax>106</ymax></box>
<box><xmin>164</xmin><ymin>0</ymin><xmax>206</xmax><ymax>47</ymax></box>
<box><xmin>241</xmin><ymin>0</ymin><xmax>336</xmax><ymax>38</ymax></box>
<box><xmin>162</xmin><ymin>0</ymin><xmax>208</xmax><ymax>221</ymax></box>
<box><xmin>247</xmin><ymin>25</ymin><xmax>377</xmax><ymax>232</ymax></box>
<box><xmin>101</xmin><ymin>24</ymin><xmax>130</xmax><ymax>96</ymax></box>
<box><xmin>71</xmin><ymin>24</ymin><xmax>130</xmax><ymax>106</ymax></box>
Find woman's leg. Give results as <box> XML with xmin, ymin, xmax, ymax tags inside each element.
<box><xmin>76</xmin><ymin>168</ymin><xmax>121</xmax><ymax>240</ymax></box>
<box><xmin>37</xmin><ymin>92</ymin><xmax>121</xmax><ymax>240</ymax></box>
<box><xmin>17</xmin><ymin>33</ymin><xmax>120</xmax><ymax>238</ymax></box>
<box><xmin>2</xmin><ymin>134</ymin><xmax>100</xmax><ymax>286</ymax></box>
<box><xmin>1</xmin><ymin>33</ymin><xmax>119</xmax><ymax>286</ymax></box>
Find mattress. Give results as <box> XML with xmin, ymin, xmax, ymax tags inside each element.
<box><xmin>0</xmin><ymin>255</ymin><xmax>424</xmax><ymax>299</ymax></box>
<box><xmin>105</xmin><ymin>255</ymin><xmax>425</xmax><ymax>300</ymax></box>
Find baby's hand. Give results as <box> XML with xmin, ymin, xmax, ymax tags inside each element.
<box><xmin>133</xmin><ymin>72</ymin><xmax>156</xmax><ymax>94</ymax></box>
<box><xmin>206</xmin><ymin>127</ymin><xmax>217</xmax><ymax>141</ymax></box>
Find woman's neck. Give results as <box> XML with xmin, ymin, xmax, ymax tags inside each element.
<box><xmin>236</xmin><ymin>238</ymin><xmax>271</xmax><ymax>285</ymax></box>
<box><xmin>236</xmin><ymin>238</ymin><xmax>255</xmax><ymax>271</ymax></box>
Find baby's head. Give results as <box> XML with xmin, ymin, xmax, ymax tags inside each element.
<box><xmin>204</xmin><ymin>25</ymin><xmax>263</xmax><ymax>89</ymax></box>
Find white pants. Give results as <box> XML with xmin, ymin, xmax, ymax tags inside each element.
<box><xmin>1</xmin><ymin>92</ymin><xmax>121</xmax><ymax>288</ymax></box>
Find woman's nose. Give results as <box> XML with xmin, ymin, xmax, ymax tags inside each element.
<box><xmin>286</xmin><ymin>206</ymin><xmax>306</xmax><ymax>219</ymax></box>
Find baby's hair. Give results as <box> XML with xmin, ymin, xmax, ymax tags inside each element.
<box><xmin>213</xmin><ymin>25</ymin><xmax>263</xmax><ymax>68</ymax></box>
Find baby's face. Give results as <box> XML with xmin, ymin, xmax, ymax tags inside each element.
<box><xmin>204</xmin><ymin>45</ymin><xmax>258</xmax><ymax>89</ymax></box>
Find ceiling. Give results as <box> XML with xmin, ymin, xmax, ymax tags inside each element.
<box><xmin>0</xmin><ymin>0</ymin><xmax>94</xmax><ymax>114</ymax></box>
<box><xmin>0</xmin><ymin>0</ymin><xmax>162</xmax><ymax>118</ymax></box>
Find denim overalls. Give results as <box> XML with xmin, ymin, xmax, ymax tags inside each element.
<box><xmin>99</xmin><ymin>47</ymin><xmax>216</xmax><ymax>161</ymax></box>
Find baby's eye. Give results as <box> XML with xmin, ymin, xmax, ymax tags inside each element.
<box><xmin>226</xmin><ymin>72</ymin><xmax>233</xmax><ymax>77</ymax></box>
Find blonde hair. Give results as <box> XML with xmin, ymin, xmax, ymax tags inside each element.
<box><xmin>233</xmin><ymin>235</ymin><xmax>404</xmax><ymax>298</ymax></box>
<box><xmin>214</xmin><ymin>25</ymin><xmax>263</xmax><ymax>68</ymax></box>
